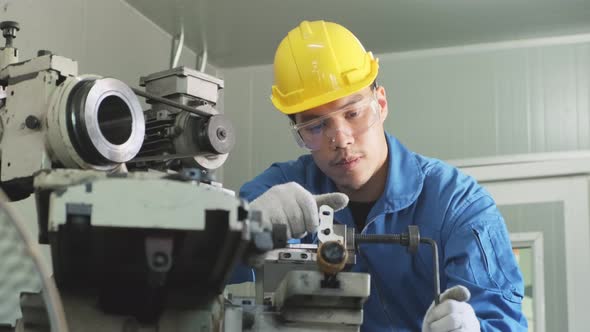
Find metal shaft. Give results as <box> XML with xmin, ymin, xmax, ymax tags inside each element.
<box><xmin>132</xmin><ymin>87</ymin><xmax>212</xmax><ymax>118</ymax></box>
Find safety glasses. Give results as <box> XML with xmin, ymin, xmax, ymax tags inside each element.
<box><xmin>291</xmin><ymin>96</ymin><xmax>380</xmax><ymax>151</ymax></box>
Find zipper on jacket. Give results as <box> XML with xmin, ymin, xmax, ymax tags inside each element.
<box><xmin>472</xmin><ymin>228</ymin><xmax>489</xmax><ymax>272</ymax></box>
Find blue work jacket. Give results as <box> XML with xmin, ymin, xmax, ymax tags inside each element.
<box><xmin>234</xmin><ymin>132</ymin><xmax>527</xmax><ymax>331</ymax></box>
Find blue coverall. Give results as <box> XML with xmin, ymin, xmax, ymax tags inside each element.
<box><xmin>232</xmin><ymin>132</ymin><xmax>528</xmax><ymax>331</ymax></box>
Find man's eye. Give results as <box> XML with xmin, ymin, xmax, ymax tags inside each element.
<box><xmin>305</xmin><ymin>123</ymin><xmax>324</xmax><ymax>134</ymax></box>
<box><xmin>345</xmin><ymin>110</ymin><xmax>361</xmax><ymax>119</ymax></box>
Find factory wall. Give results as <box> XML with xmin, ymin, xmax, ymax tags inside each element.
<box><xmin>220</xmin><ymin>34</ymin><xmax>590</xmax><ymax>192</ymax></box>
<box><xmin>218</xmin><ymin>34</ymin><xmax>590</xmax><ymax>329</ymax></box>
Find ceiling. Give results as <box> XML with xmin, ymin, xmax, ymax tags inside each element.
<box><xmin>124</xmin><ymin>0</ymin><xmax>590</xmax><ymax>68</ymax></box>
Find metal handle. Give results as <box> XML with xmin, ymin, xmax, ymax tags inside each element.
<box><xmin>355</xmin><ymin>226</ymin><xmax>441</xmax><ymax>305</ymax></box>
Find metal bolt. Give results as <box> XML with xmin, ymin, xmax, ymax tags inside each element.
<box><xmin>172</xmin><ymin>126</ymin><xmax>182</xmax><ymax>136</ymax></box>
<box><xmin>216</xmin><ymin>127</ymin><xmax>227</xmax><ymax>140</ymax></box>
<box><xmin>152</xmin><ymin>252</ymin><xmax>169</xmax><ymax>268</ymax></box>
<box><xmin>322</xmin><ymin>228</ymin><xmax>331</xmax><ymax>235</ymax></box>
<box><xmin>0</xmin><ymin>21</ymin><xmax>19</xmax><ymax>47</ymax></box>
<box><xmin>25</xmin><ymin>115</ymin><xmax>40</xmax><ymax>130</ymax></box>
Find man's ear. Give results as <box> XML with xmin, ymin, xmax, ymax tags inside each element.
<box><xmin>375</xmin><ymin>86</ymin><xmax>388</xmax><ymax>121</ymax></box>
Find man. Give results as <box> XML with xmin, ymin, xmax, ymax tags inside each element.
<box><xmin>233</xmin><ymin>20</ymin><xmax>527</xmax><ymax>331</ymax></box>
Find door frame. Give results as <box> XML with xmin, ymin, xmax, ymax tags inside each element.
<box><xmin>455</xmin><ymin>151</ymin><xmax>590</xmax><ymax>331</ymax></box>
<box><xmin>511</xmin><ymin>232</ymin><xmax>545</xmax><ymax>332</ymax></box>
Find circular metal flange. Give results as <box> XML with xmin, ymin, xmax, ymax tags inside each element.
<box><xmin>201</xmin><ymin>114</ymin><xmax>235</xmax><ymax>154</ymax></box>
<box><xmin>173</xmin><ymin>109</ymin><xmax>229</xmax><ymax>170</ymax></box>
<box><xmin>46</xmin><ymin>76</ymin><xmax>145</xmax><ymax>170</ymax></box>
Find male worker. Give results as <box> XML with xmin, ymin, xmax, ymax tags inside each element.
<box><xmin>234</xmin><ymin>20</ymin><xmax>527</xmax><ymax>331</ymax></box>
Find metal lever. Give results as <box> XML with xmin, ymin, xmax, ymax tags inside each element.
<box><xmin>317</xmin><ymin>205</ymin><xmax>343</xmax><ymax>243</ymax></box>
<box><xmin>355</xmin><ymin>227</ymin><xmax>441</xmax><ymax>305</ymax></box>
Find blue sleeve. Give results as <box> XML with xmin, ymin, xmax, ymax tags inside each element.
<box><xmin>443</xmin><ymin>195</ymin><xmax>528</xmax><ymax>331</ymax></box>
<box><xmin>239</xmin><ymin>163</ymin><xmax>290</xmax><ymax>201</ymax></box>
<box><xmin>228</xmin><ymin>163</ymin><xmax>301</xmax><ymax>284</ymax></box>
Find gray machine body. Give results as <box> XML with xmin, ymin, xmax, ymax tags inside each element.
<box><xmin>0</xmin><ymin>22</ymin><xmax>371</xmax><ymax>332</ymax></box>
<box><xmin>133</xmin><ymin>67</ymin><xmax>233</xmax><ymax>171</ymax></box>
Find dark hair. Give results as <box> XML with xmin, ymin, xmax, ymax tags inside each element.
<box><xmin>288</xmin><ymin>79</ymin><xmax>378</xmax><ymax>124</ymax></box>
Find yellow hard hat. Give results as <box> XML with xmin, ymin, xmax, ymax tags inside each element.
<box><xmin>271</xmin><ymin>20</ymin><xmax>379</xmax><ymax>115</ymax></box>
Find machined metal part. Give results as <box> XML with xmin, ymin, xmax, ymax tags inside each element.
<box><xmin>0</xmin><ymin>21</ymin><xmax>19</xmax><ymax>47</ymax></box>
<box><xmin>264</xmin><ymin>246</ymin><xmax>317</xmax><ymax>263</ymax></box>
<box><xmin>0</xmin><ymin>50</ymin><xmax>145</xmax><ymax>200</ymax></box>
<box><xmin>273</xmin><ymin>271</ymin><xmax>369</xmax><ymax>329</ymax></box>
<box><xmin>0</xmin><ymin>21</ymin><xmax>19</xmax><ymax>73</ymax></box>
<box><xmin>243</xmin><ymin>271</ymin><xmax>371</xmax><ymax>331</ymax></box>
<box><xmin>0</xmin><ymin>54</ymin><xmax>77</xmax><ymax>82</ymax></box>
<box><xmin>317</xmin><ymin>241</ymin><xmax>348</xmax><ymax>275</ymax></box>
<box><xmin>0</xmin><ymin>25</ymin><xmax>18</xmax><ymax>73</ymax></box>
<box><xmin>259</xmin><ymin>221</ymin><xmax>356</xmax><ymax>296</ymax></box>
<box><xmin>317</xmin><ymin>205</ymin><xmax>343</xmax><ymax>244</ymax></box>
<box><xmin>172</xmin><ymin>111</ymin><xmax>233</xmax><ymax>167</ymax></box>
<box><xmin>46</xmin><ymin>75</ymin><xmax>145</xmax><ymax>168</ymax></box>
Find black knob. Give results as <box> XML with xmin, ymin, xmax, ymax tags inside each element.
<box><xmin>25</xmin><ymin>115</ymin><xmax>40</xmax><ymax>130</ymax></box>
<box><xmin>37</xmin><ymin>50</ymin><xmax>52</xmax><ymax>57</ymax></box>
<box><xmin>0</xmin><ymin>21</ymin><xmax>19</xmax><ymax>47</ymax></box>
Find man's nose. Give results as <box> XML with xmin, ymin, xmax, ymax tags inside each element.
<box><xmin>327</xmin><ymin>127</ymin><xmax>354</xmax><ymax>148</ymax></box>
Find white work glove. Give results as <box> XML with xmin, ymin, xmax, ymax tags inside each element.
<box><xmin>422</xmin><ymin>285</ymin><xmax>481</xmax><ymax>332</ymax></box>
<box><xmin>250</xmin><ymin>182</ymin><xmax>349</xmax><ymax>239</ymax></box>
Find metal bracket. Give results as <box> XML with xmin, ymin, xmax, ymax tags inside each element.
<box><xmin>317</xmin><ymin>205</ymin><xmax>343</xmax><ymax>244</ymax></box>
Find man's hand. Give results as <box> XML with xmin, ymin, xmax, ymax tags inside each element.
<box><xmin>250</xmin><ymin>182</ymin><xmax>348</xmax><ymax>238</ymax></box>
<box><xmin>422</xmin><ymin>285</ymin><xmax>481</xmax><ymax>332</ymax></box>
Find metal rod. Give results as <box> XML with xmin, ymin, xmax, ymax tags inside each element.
<box><xmin>131</xmin><ymin>87</ymin><xmax>211</xmax><ymax>118</ymax></box>
<box><xmin>355</xmin><ymin>233</ymin><xmax>441</xmax><ymax>305</ymax></box>
<box><xmin>354</xmin><ymin>234</ymin><xmax>401</xmax><ymax>244</ymax></box>
<box><xmin>420</xmin><ymin>238</ymin><xmax>441</xmax><ymax>305</ymax></box>
<box><xmin>130</xmin><ymin>152</ymin><xmax>201</xmax><ymax>163</ymax></box>
<box><xmin>171</xmin><ymin>19</ymin><xmax>184</xmax><ymax>68</ymax></box>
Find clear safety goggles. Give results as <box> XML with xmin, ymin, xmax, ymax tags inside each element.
<box><xmin>291</xmin><ymin>96</ymin><xmax>380</xmax><ymax>151</ymax></box>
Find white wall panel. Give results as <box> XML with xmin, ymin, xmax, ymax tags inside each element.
<box><xmin>220</xmin><ymin>36</ymin><xmax>590</xmax><ymax>191</ymax></box>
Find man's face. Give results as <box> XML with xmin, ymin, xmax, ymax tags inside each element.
<box><xmin>294</xmin><ymin>86</ymin><xmax>389</xmax><ymax>192</ymax></box>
